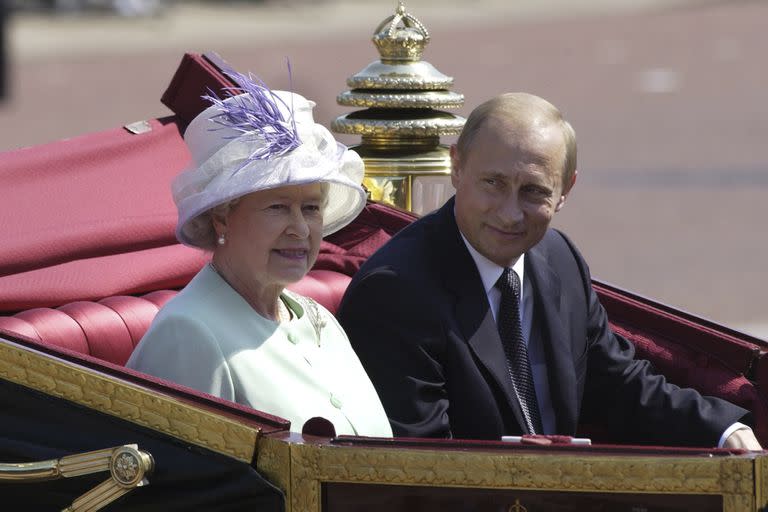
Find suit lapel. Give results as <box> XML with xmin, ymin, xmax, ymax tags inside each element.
<box><xmin>435</xmin><ymin>200</ymin><xmax>529</xmax><ymax>434</ymax></box>
<box><xmin>526</xmin><ymin>242</ymin><xmax>578</xmax><ymax>434</ymax></box>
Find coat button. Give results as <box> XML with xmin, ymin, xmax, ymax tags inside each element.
<box><xmin>330</xmin><ymin>394</ymin><xmax>343</xmax><ymax>409</ymax></box>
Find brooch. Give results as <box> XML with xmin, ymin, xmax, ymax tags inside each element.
<box><xmin>304</xmin><ymin>297</ymin><xmax>327</xmax><ymax>346</ymax></box>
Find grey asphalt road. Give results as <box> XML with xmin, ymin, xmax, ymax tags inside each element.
<box><xmin>1</xmin><ymin>0</ymin><xmax>766</xmax><ymax>339</ymax></box>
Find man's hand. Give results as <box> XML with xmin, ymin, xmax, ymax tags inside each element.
<box><xmin>723</xmin><ymin>428</ymin><xmax>763</xmax><ymax>450</ymax></box>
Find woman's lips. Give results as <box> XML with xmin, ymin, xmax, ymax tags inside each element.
<box><xmin>274</xmin><ymin>249</ymin><xmax>308</xmax><ymax>260</ymax></box>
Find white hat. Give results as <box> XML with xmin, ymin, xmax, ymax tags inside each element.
<box><xmin>172</xmin><ymin>75</ymin><xmax>366</xmax><ymax>248</ymax></box>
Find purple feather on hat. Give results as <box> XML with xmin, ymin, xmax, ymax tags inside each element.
<box><xmin>201</xmin><ymin>68</ymin><xmax>302</xmax><ymax>165</ymax></box>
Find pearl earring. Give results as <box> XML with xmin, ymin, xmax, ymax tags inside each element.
<box><xmin>217</xmin><ymin>233</ymin><xmax>226</xmax><ymax>246</ymax></box>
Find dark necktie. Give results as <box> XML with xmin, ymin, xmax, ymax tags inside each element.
<box><xmin>496</xmin><ymin>267</ymin><xmax>543</xmax><ymax>435</ymax></box>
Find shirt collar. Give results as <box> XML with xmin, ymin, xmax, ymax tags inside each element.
<box><xmin>458</xmin><ymin>231</ymin><xmax>525</xmax><ymax>295</ymax></box>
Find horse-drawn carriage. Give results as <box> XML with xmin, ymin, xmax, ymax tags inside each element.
<box><xmin>1</xmin><ymin>6</ymin><xmax>767</xmax><ymax>511</ymax></box>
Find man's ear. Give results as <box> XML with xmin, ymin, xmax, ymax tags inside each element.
<box><xmin>450</xmin><ymin>144</ymin><xmax>461</xmax><ymax>187</ymax></box>
<box><xmin>555</xmin><ymin>170</ymin><xmax>578</xmax><ymax>212</ymax></box>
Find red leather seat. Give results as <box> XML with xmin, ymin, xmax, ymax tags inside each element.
<box><xmin>0</xmin><ymin>270</ymin><xmax>351</xmax><ymax>366</ymax></box>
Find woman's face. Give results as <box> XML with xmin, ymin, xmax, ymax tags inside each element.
<box><xmin>216</xmin><ymin>183</ymin><xmax>325</xmax><ymax>291</ymax></box>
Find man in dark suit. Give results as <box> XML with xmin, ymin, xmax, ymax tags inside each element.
<box><xmin>338</xmin><ymin>92</ymin><xmax>761</xmax><ymax>449</ymax></box>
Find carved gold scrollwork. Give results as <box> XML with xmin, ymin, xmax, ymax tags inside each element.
<box><xmin>372</xmin><ymin>1</ymin><xmax>430</xmax><ymax>63</ymax></box>
<box><xmin>722</xmin><ymin>493</ymin><xmax>754</xmax><ymax>512</ymax></box>
<box><xmin>331</xmin><ymin>115</ymin><xmax>465</xmax><ymax>137</ymax></box>
<box><xmin>256</xmin><ymin>436</ymin><xmax>291</xmax><ymax>503</ymax></box>
<box><xmin>283</xmin><ymin>443</ymin><xmax>766</xmax><ymax>512</ymax></box>
<box><xmin>1</xmin><ymin>444</ymin><xmax>153</xmax><ymax>512</ymax></box>
<box><xmin>291</xmin><ymin>444</ymin><xmax>322</xmax><ymax>512</ymax></box>
<box><xmin>0</xmin><ymin>340</ymin><xmax>259</xmax><ymax>463</ymax></box>
<box><xmin>755</xmin><ymin>454</ymin><xmax>768</xmax><ymax>511</ymax></box>
<box><xmin>337</xmin><ymin>90</ymin><xmax>464</xmax><ymax>109</ymax></box>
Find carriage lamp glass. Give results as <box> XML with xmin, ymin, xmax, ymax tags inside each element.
<box><xmin>361</xmin><ymin>169</ymin><xmax>455</xmax><ymax>216</ymax></box>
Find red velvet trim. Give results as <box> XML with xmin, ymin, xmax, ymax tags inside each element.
<box><xmin>160</xmin><ymin>52</ymin><xmax>239</xmax><ymax>127</ymax></box>
<box><xmin>0</xmin><ymin>245</ymin><xmax>207</xmax><ymax>312</ymax></box>
<box><xmin>0</xmin><ymin>118</ymin><xmax>189</xmax><ymax>278</ymax></box>
<box><xmin>596</xmin><ymin>282</ymin><xmax>763</xmax><ymax>373</ymax></box>
<box><xmin>317</xmin><ymin>202</ymin><xmax>416</xmax><ymax>276</ymax></box>
<box><xmin>601</xmin><ymin>294</ymin><xmax>768</xmax><ymax>445</ymax></box>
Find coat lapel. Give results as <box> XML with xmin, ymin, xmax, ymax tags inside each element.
<box><xmin>526</xmin><ymin>242</ymin><xmax>578</xmax><ymax>434</ymax></box>
<box><xmin>435</xmin><ymin>200</ymin><xmax>529</xmax><ymax>434</ymax></box>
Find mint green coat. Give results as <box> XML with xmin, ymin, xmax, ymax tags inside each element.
<box><xmin>127</xmin><ymin>264</ymin><xmax>392</xmax><ymax>437</ymax></box>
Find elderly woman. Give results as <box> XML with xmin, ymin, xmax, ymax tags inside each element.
<box><xmin>127</xmin><ymin>73</ymin><xmax>392</xmax><ymax>437</ymax></box>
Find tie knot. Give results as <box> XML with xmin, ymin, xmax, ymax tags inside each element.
<box><xmin>496</xmin><ymin>267</ymin><xmax>521</xmax><ymax>297</ymax></box>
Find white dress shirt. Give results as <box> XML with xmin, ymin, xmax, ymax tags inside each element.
<box><xmin>460</xmin><ymin>234</ymin><xmax>557</xmax><ymax>434</ymax></box>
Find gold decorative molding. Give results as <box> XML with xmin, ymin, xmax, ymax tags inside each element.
<box><xmin>372</xmin><ymin>1</ymin><xmax>430</xmax><ymax>63</ymax></box>
<box><xmin>337</xmin><ymin>90</ymin><xmax>464</xmax><ymax>109</ymax></box>
<box><xmin>756</xmin><ymin>454</ymin><xmax>768</xmax><ymax>511</ymax></box>
<box><xmin>346</xmin><ymin>64</ymin><xmax>454</xmax><ymax>91</ymax></box>
<box><xmin>0</xmin><ymin>339</ymin><xmax>259</xmax><ymax>463</ymax></box>
<box><xmin>291</xmin><ymin>444</ymin><xmax>322</xmax><ymax>512</ymax></box>
<box><xmin>256</xmin><ymin>435</ymin><xmax>291</xmax><ymax>503</ymax></box>
<box><xmin>332</xmin><ymin>2</ymin><xmax>463</xmax><ymax>214</ymax></box>
<box><xmin>331</xmin><ymin>115</ymin><xmax>465</xmax><ymax>137</ymax></box>
<box><xmin>287</xmin><ymin>443</ymin><xmax>762</xmax><ymax>512</ymax></box>
<box><xmin>723</xmin><ymin>494</ymin><xmax>754</xmax><ymax>512</ymax></box>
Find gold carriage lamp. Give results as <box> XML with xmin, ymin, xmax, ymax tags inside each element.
<box><xmin>332</xmin><ymin>2</ymin><xmax>465</xmax><ymax>215</ymax></box>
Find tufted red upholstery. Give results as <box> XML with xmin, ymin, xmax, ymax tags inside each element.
<box><xmin>0</xmin><ymin>293</ymin><xmax>167</xmax><ymax>366</ymax></box>
<box><xmin>593</xmin><ymin>281</ymin><xmax>768</xmax><ymax>446</ymax></box>
<box><xmin>0</xmin><ymin>270</ymin><xmax>351</xmax><ymax>367</ymax></box>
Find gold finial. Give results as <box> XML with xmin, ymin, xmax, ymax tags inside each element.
<box><xmin>373</xmin><ymin>2</ymin><xmax>430</xmax><ymax>63</ymax></box>
<box><xmin>332</xmin><ymin>2</ymin><xmax>466</xmax><ymax>214</ymax></box>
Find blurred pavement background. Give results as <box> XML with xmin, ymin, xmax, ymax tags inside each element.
<box><xmin>1</xmin><ymin>0</ymin><xmax>766</xmax><ymax>340</ymax></box>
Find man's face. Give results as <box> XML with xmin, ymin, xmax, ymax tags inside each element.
<box><xmin>451</xmin><ymin>116</ymin><xmax>570</xmax><ymax>267</ymax></box>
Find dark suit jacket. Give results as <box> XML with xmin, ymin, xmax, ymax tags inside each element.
<box><xmin>338</xmin><ymin>197</ymin><xmax>749</xmax><ymax>446</ymax></box>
